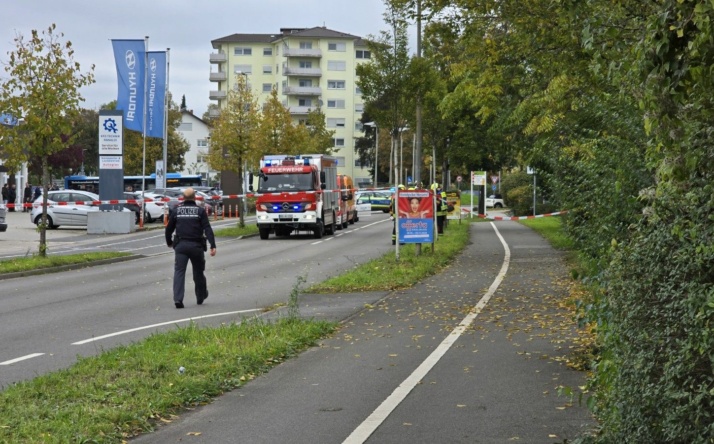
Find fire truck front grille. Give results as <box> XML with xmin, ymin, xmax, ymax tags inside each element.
<box><xmin>264</xmin><ymin>202</ymin><xmax>306</xmax><ymax>213</ymax></box>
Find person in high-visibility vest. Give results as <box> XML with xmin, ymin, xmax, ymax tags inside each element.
<box><xmin>390</xmin><ymin>184</ymin><xmax>406</xmax><ymax>245</ymax></box>
<box><xmin>432</xmin><ymin>183</ymin><xmax>447</xmax><ymax>234</ymax></box>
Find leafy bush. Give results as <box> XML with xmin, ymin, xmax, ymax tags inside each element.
<box><xmin>591</xmin><ymin>183</ymin><xmax>714</xmax><ymax>442</ymax></box>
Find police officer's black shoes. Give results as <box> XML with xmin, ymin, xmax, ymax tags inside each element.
<box><xmin>197</xmin><ymin>292</ymin><xmax>208</xmax><ymax>305</ymax></box>
<box><xmin>175</xmin><ymin>301</ymin><xmax>184</xmax><ymax>309</ymax></box>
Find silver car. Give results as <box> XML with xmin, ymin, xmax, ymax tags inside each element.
<box><xmin>0</xmin><ymin>204</ymin><xmax>7</xmax><ymax>232</ymax></box>
<box><xmin>31</xmin><ymin>190</ymin><xmax>128</xmax><ymax>229</ymax></box>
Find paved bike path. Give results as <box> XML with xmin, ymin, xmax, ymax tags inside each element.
<box><xmin>131</xmin><ymin>221</ymin><xmax>595</xmax><ymax>443</ymax></box>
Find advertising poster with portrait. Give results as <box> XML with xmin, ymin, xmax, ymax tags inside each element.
<box><xmin>397</xmin><ymin>190</ymin><xmax>434</xmax><ymax>243</ymax></box>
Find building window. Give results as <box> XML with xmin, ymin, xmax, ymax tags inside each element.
<box><xmin>298</xmin><ymin>98</ymin><xmax>313</xmax><ymax>107</ymax></box>
<box><xmin>263</xmin><ymin>47</ymin><xmax>272</xmax><ymax>56</ymax></box>
<box><xmin>299</xmin><ymin>78</ymin><xmax>313</xmax><ymax>87</ymax></box>
<box><xmin>299</xmin><ymin>60</ymin><xmax>313</xmax><ymax>68</ymax></box>
<box><xmin>327</xmin><ymin>99</ymin><xmax>345</xmax><ymax>109</ymax></box>
<box><xmin>179</xmin><ymin>122</ymin><xmax>192</xmax><ymax>131</ymax></box>
<box><xmin>333</xmin><ymin>138</ymin><xmax>345</xmax><ymax>147</ymax></box>
<box><xmin>234</xmin><ymin>64</ymin><xmax>252</xmax><ymax>74</ymax></box>
<box><xmin>197</xmin><ymin>139</ymin><xmax>208</xmax><ymax>147</ymax></box>
<box><xmin>355</xmin><ymin>86</ymin><xmax>362</xmax><ymax>95</ymax></box>
<box><xmin>356</xmin><ymin>50</ymin><xmax>371</xmax><ymax>59</ymax></box>
<box><xmin>355</xmin><ymin>158</ymin><xmax>370</xmax><ymax>167</ymax></box>
<box><xmin>326</xmin><ymin>118</ymin><xmax>345</xmax><ymax>128</ymax></box>
<box><xmin>355</xmin><ymin>103</ymin><xmax>364</xmax><ymax>112</ymax></box>
<box><xmin>263</xmin><ymin>83</ymin><xmax>273</xmax><ymax>92</ymax></box>
<box><xmin>355</xmin><ymin>122</ymin><xmax>363</xmax><ymax>131</ymax></box>
<box><xmin>328</xmin><ymin>42</ymin><xmax>346</xmax><ymax>52</ymax></box>
<box><xmin>197</xmin><ymin>153</ymin><xmax>209</xmax><ymax>163</ymax></box>
<box><xmin>234</xmin><ymin>47</ymin><xmax>252</xmax><ymax>56</ymax></box>
<box><xmin>299</xmin><ymin>41</ymin><xmax>313</xmax><ymax>49</ymax></box>
<box><xmin>327</xmin><ymin>80</ymin><xmax>346</xmax><ymax>89</ymax></box>
<box><xmin>327</xmin><ymin>60</ymin><xmax>346</xmax><ymax>71</ymax></box>
<box><xmin>263</xmin><ymin>65</ymin><xmax>272</xmax><ymax>74</ymax></box>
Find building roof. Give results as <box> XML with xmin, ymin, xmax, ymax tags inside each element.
<box><xmin>180</xmin><ymin>109</ymin><xmax>208</xmax><ymax>126</ymax></box>
<box><xmin>211</xmin><ymin>26</ymin><xmax>362</xmax><ymax>47</ymax></box>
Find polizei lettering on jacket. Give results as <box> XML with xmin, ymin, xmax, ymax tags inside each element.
<box><xmin>177</xmin><ymin>206</ymin><xmax>200</xmax><ymax>219</ymax></box>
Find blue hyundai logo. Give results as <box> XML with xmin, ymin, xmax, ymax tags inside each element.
<box><xmin>125</xmin><ymin>50</ymin><xmax>136</xmax><ymax>69</ymax></box>
<box><xmin>150</xmin><ymin>58</ymin><xmax>157</xmax><ymax>72</ymax></box>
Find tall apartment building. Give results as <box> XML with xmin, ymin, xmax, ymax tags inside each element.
<box><xmin>209</xmin><ymin>27</ymin><xmax>372</xmax><ymax>187</ymax></box>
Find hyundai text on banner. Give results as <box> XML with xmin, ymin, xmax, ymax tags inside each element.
<box><xmin>111</xmin><ymin>39</ymin><xmax>145</xmax><ymax>133</ymax></box>
<box><xmin>146</xmin><ymin>51</ymin><xmax>166</xmax><ymax>139</ymax></box>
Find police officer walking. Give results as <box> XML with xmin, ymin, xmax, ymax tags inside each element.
<box><xmin>165</xmin><ymin>187</ymin><xmax>217</xmax><ymax>308</ymax></box>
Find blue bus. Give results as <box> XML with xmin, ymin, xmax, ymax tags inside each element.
<box><xmin>64</xmin><ymin>173</ymin><xmax>202</xmax><ymax>193</ymax></box>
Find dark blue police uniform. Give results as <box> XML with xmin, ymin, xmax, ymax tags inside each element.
<box><xmin>165</xmin><ymin>200</ymin><xmax>216</xmax><ymax>308</ymax></box>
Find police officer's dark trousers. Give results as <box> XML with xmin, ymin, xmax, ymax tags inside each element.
<box><xmin>173</xmin><ymin>240</ymin><xmax>208</xmax><ymax>304</ymax></box>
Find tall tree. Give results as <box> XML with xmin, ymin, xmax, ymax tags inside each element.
<box><xmin>0</xmin><ymin>24</ymin><xmax>94</xmax><ymax>256</ymax></box>
<box><xmin>207</xmin><ymin>74</ymin><xmax>260</xmax><ymax>227</ymax></box>
<box><xmin>255</xmin><ymin>88</ymin><xmax>304</xmax><ymax>155</ymax></box>
<box><xmin>302</xmin><ymin>106</ymin><xmax>335</xmax><ymax>154</ymax></box>
<box><xmin>357</xmin><ymin>4</ymin><xmax>413</xmax><ymax>185</ymax></box>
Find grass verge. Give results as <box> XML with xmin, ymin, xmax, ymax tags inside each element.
<box><xmin>519</xmin><ymin>216</ymin><xmax>574</xmax><ymax>250</ymax></box>
<box><xmin>213</xmin><ymin>222</ymin><xmax>258</xmax><ymax>238</ymax></box>
<box><xmin>0</xmin><ymin>317</ymin><xmax>335</xmax><ymax>443</ymax></box>
<box><xmin>309</xmin><ymin>221</ymin><xmax>470</xmax><ymax>293</ymax></box>
<box><xmin>0</xmin><ymin>252</ymin><xmax>132</xmax><ymax>274</ymax></box>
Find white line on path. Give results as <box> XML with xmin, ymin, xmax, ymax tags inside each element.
<box><xmin>72</xmin><ymin>309</ymin><xmax>263</xmax><ymax>345</ymax></box>
<box><xmin>343</xmin><ymin>222</ymin><xmax>511</xmax><ymax>444</ymax></box>
<box><xmin>0</xmin><ymin>353</ymin><xmax>45</xmax><ymax>366</ymax></box>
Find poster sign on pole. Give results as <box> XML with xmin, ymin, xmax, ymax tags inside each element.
<box><xmin>397</xmin><ymin>189</ymin><xmax>434</xmax><ymax>243</ymax></box>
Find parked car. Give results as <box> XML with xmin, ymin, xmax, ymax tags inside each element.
<box><xmin>355</xmin><ymin>191</ymin><xmax>392</xmax><ymax>213</ymax></box>
<box><xmin>485</xmin><ymin>194</ymin><xmax>504</xmax><ymax>208</ymax></box>
<box><xmin>0</xmin><ymin>204</ymin><xmax>7</xmax><ymax>232</ymax></box>
<box><xmin>193</xmin><ymin>186</ymin><xmax>223</xmax><ymax>216</ymax></box>
<box><xmin>151</xmin><ymin>188</ymin><xmax>213</xmax><ymax>216</ymax></box>
<box><xmin>31</xmin><ymin>190</ymin><xmax>130</xmax><ymax>229</ymax></box>
<box><xmin>122</xmin><ymin>192</ymin><xmax>141</xmax><ymax>224</ymax></box>
<box><xmin>132</xmin><ymin>192</ymin><xmax>167</xmax><ymax>223</ymax></box>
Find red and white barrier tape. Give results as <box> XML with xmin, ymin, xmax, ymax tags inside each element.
<box><xmin>459</xmin><ymin>207</ymin><xmax>568</xmax><ymax>220</ymax></box>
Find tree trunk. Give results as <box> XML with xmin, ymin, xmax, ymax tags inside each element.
<box><xmin>39</xmin><ymin>157</ymin><xmax>49</xmax><ymax>257</ymax></box>
<box><xmin>238</xmin><ymin>155</ymin><xmax>245</xmax><ymax>228</ymax></box>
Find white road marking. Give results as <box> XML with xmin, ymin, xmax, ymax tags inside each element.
<box><xmin>72</xmin><ymin>309</ymin><xmax>263</xmax><ymax>345</ymax></box>
<box><xmin>343</xmin><ymin>222</ymin><xmax>511</xmax><ymax>444</ymax></box>
<box><xmin>1</xmin><ymin>353</ymin><xmax>45</xmax><ymax>366</ymax></box>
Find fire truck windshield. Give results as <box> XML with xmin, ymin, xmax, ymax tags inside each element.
<box><xmin>258</xmin><ymin>173</ymin><xmax>313</xmax><ymax>192</ymax></box>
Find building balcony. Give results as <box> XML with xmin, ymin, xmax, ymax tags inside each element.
<box><xmin>283</xmin><ymin>48</ymin><xmax>322</xmax><ymax>58</ymax></box>
<box><xmin>209</xmin><ymin>71</ymin><xmax>227</xmax><ymax>82</ymax></box>
<box><xmin>283</xmin><ymin>66</ymin><xmax>322</xmax><ymax>77</ymax></box>
<box><xmin>283</xmin><ymin>86</ymin><xmax>322</xmax><ymax>96</ymax></box>
<box><xmin>210</xmin><ymin>52</ymin><xmax>227</xmax><ymax>63</ymax></box>
<box><xmin>209</xmin><ymin>90</ymin><xmax>227</xmax><ymax>100</ymax></box>
<box><xmin>288</xmin><ymin>106</ymin><xmax>313</xmax><ymax>115</ymax></box>
<box><xmin>209</xmin><ymin>108</ymin><xmax>221</xmax><ymax>117</ymax></box>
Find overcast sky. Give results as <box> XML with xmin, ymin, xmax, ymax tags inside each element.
<box><xmin>1</xmin><ymin>0</ymin><xmax>391</xmax><ymax>117</ymax></box>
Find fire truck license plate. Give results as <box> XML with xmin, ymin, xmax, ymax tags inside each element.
<box><xmin>278</xmin><ymin>214</ymin><xmax>292</xmax><ymax>219</ymax></box>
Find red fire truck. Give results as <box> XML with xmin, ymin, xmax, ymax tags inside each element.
<box><xmin>252</xmin><ymin>154</ymin><xmax>340</xmax><ymax>240</ymax></box>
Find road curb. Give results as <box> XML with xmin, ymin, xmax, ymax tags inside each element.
<box><xmin>0</xmin><ymin>254</ymin><xmax>144</xmax><ymax>281</ymax></box>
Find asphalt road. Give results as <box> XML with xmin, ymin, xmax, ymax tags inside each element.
<box><xmin>0</xmin><ymin>210</ymin><xmax>395</xmax><ymax>387</ymax></box>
